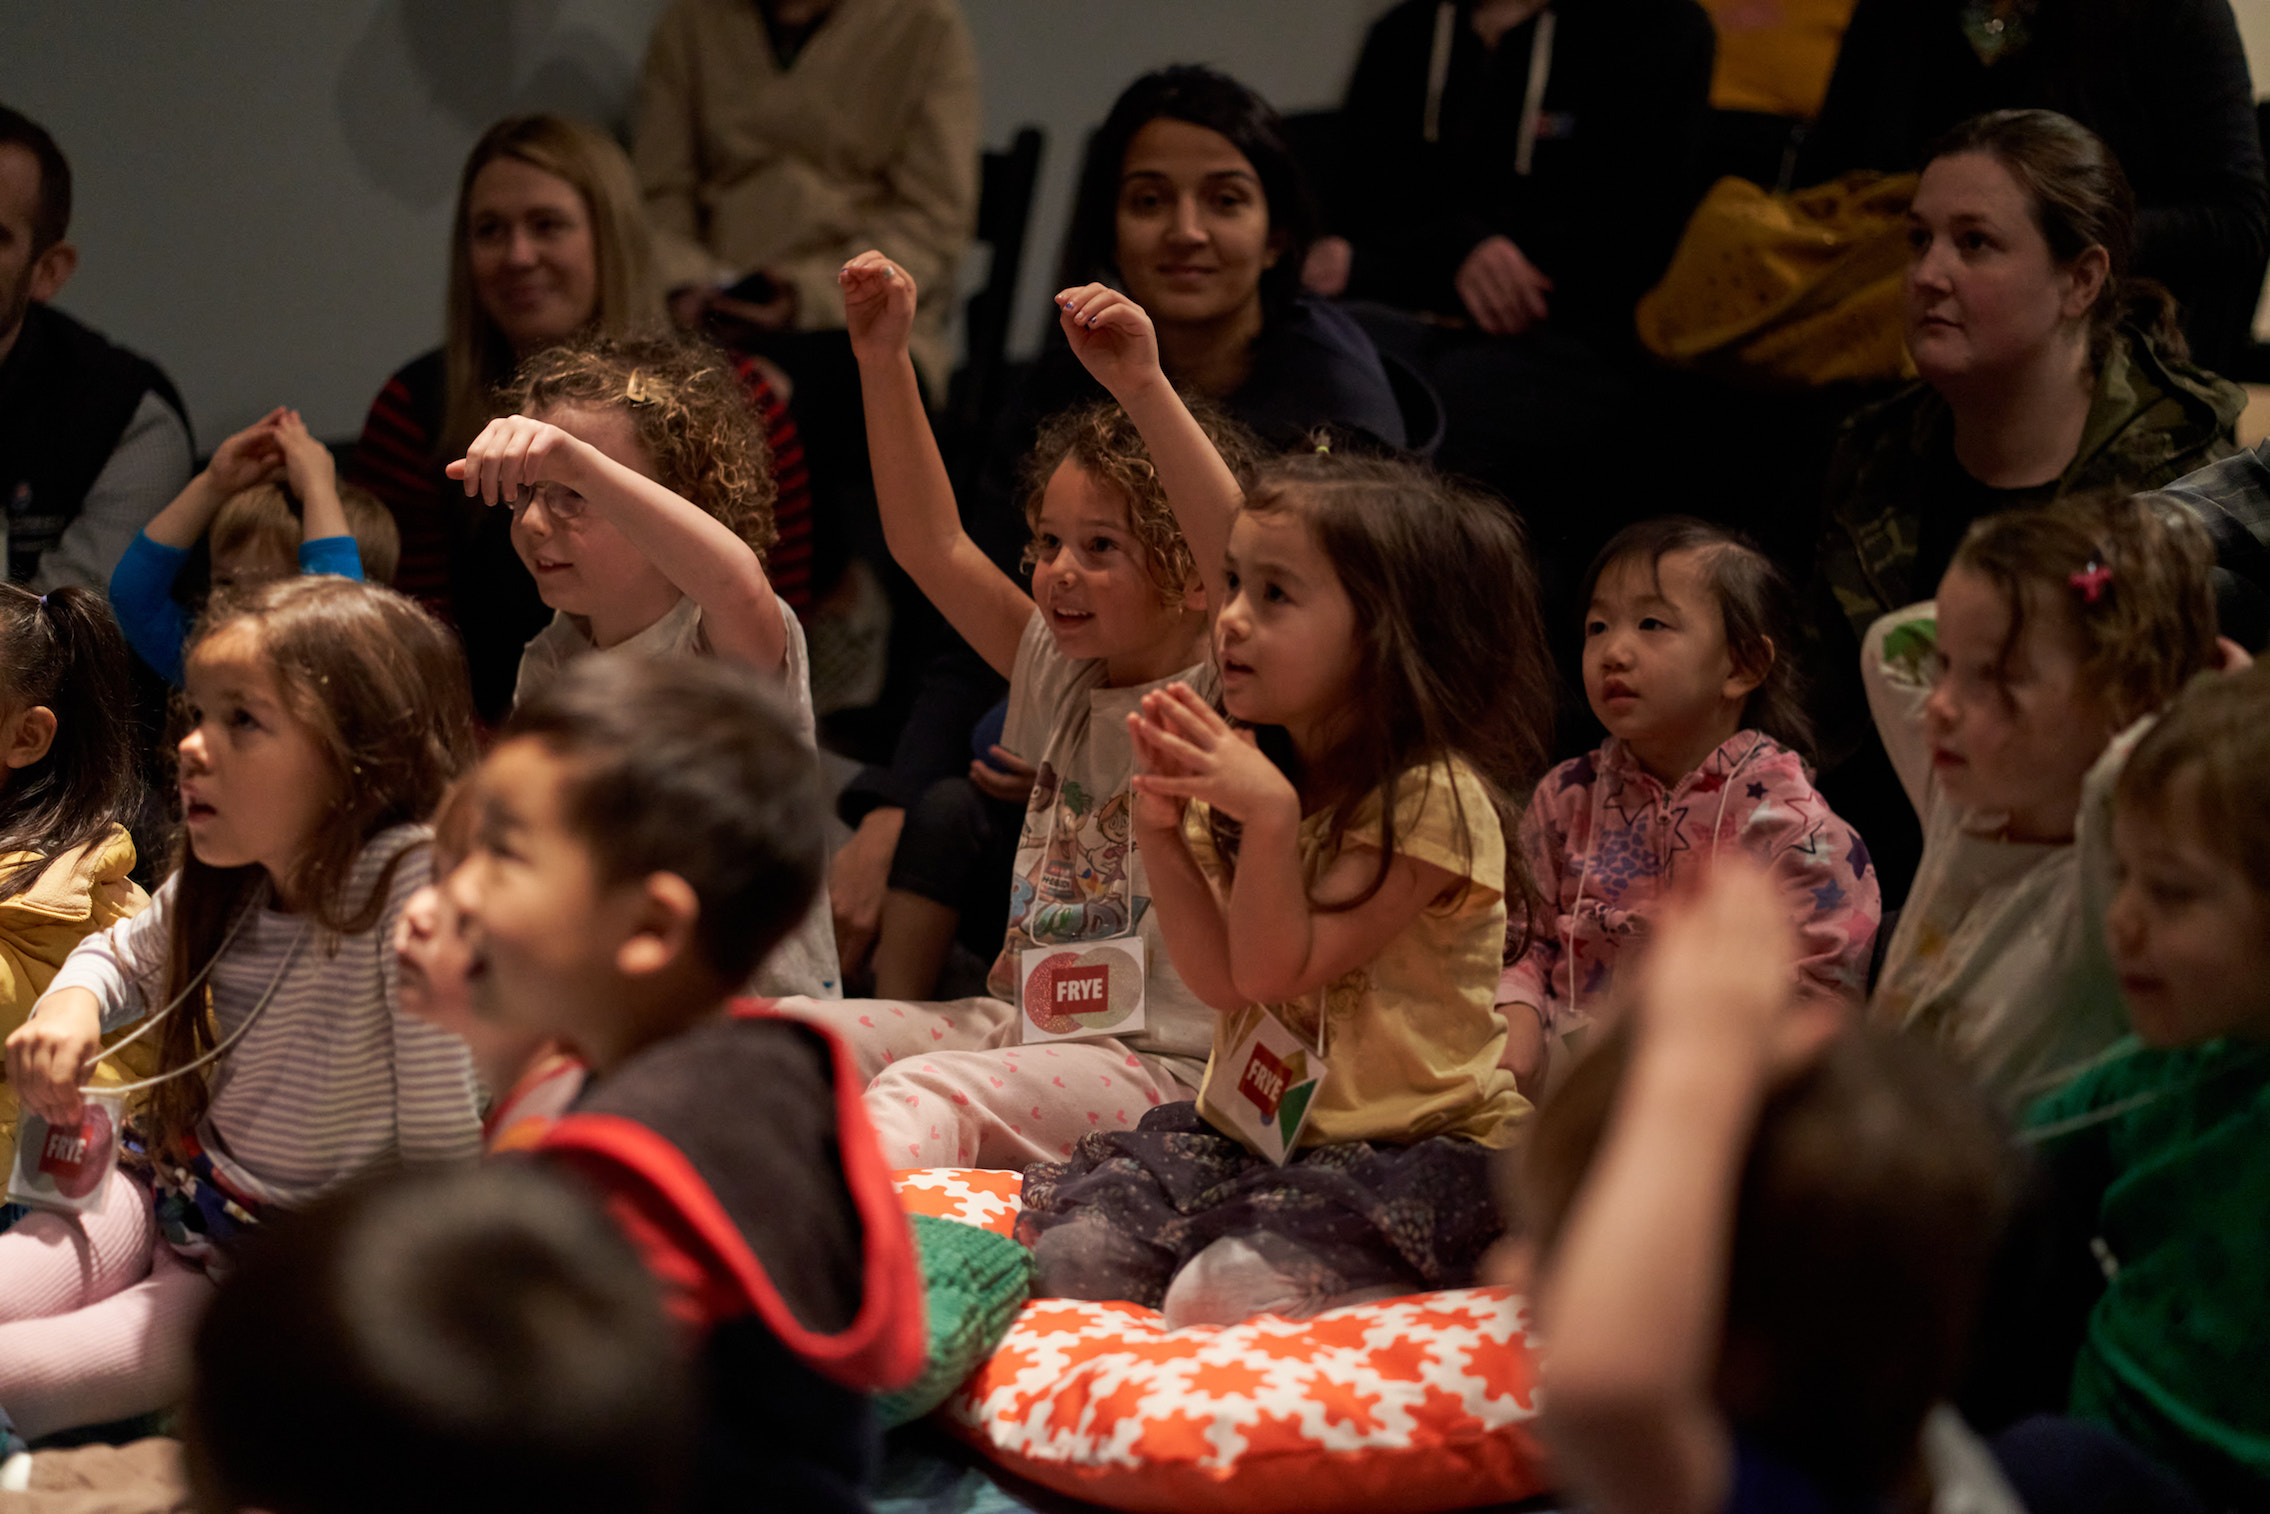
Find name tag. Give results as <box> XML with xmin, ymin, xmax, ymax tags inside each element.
<box><xmin>1019</xmin><ymin>935</ymin><xmax>1146</xmax><ymax>1043</ymax></box>
<box><xmin>1217</xmin><ymin>1008</ymin><xmax>1328</xmax><ymax>1165</ymax></box>
<box><xmin>7</xmin><ymin>1091</ymin><xmax>123</xmax><ymax>1216</ymax></box>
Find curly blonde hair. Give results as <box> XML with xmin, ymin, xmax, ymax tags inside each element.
<box><xmin>1017</xmin><ymin>396</ymin><xmax>1260</xmax><ymax>607</ymax></box>
<box><xmin>502</xmin><ymin>334</ymin><xmax>777</xmax><ymax>563</ymax></box>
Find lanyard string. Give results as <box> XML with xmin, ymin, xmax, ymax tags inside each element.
<box><xmin>75</xmin><ymin>888</ymin><xmax>312</xmax><ymax>1096</ymax></box>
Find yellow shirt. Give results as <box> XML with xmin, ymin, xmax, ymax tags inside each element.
<box><xmin>1697</xmin><ymin>0</ymin><xmax>1857</xmax><ymax>120</ymax></box>
<box><xmin>1189</xmin><ymin>759</ymin><xmax>1529</xmax><ymax>1153</ymax></box>
<box><xmin>1</xmin><ymin>828</ymin><xmax>153</xmax><ymax>1175</ymax></box>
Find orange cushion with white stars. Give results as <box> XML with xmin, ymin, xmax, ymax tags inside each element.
<box><xmin>890</xmin><ymin>1167</ymin><xmax>1025</xmax><ymax>1237</ymax></box>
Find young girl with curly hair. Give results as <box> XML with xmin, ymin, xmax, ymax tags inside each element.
<box><xmin>1</xmin><ymin>577</ymin><xmax>481</xmax><ymax>1439</ymax></box>
<box><xmin>452</xmin><ymin>332</ymin><xmax>838</xmax><ymax>998</ymax></box>
<box><xmin>1865</xmin><ymin>490</ymin><xmax>2225</xmax><ymax>1107</ymax></box>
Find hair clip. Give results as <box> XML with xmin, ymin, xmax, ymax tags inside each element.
<box><xmin>625</xmin><ymin>369</ymin><xmax>656</xmax><ymax>406</ymax></box>
<box><xmin>2069</xmin><ymin>558</ymin><xmax>2113</xmax><ymax>605</ymax></box>
<box><xmin>1313</xmin><ymin>440</ymin><xmax>1331</xmax><ymax>456</ymax></box>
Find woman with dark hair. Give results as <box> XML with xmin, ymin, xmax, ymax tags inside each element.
<box><xmin>347</xmin><ymin>115</ymin><xmax>812</xmax><ymax>722</ymax></box>
<box><xmin>1810</xmin><ymin>109</ymin><xmax>2243</xmax><ymax>900</ymax></box>
<box><xmin>826</xmin><ymin>65</ymin><xmax>1407</xmax><ymax>993</ymax></box>
<box><xmin>1800</xmin><ymin>0</ymin><xmax>2269</xmax><ymax>373</ymax></box>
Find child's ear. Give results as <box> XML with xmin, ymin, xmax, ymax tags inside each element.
<box><xmin>1182</xmin><ymin>573</ymin><xmax>1208</xmax><ymax>616</ymax></box>
<box><xmin>616</xmin><ymin>871</ymin><xmax>701</xmax><ymax>980</ymax></box>
<box><xmin>1722</xmin><ymin>636</ymin><xmax>1772</xmax><ymax>703</ymax></box>
<box><xmin>2</xmin><ymin>704</ymin><xmax>58</xmax><ymax>770</ymax></box>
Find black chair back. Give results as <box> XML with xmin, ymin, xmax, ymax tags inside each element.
<box><xmin>948</xmin><ymin>126</ymin><xmax>1045</xmax><ymax>450</ymax></box>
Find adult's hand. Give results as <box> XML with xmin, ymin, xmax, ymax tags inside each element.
<box><xmin>1455</xmin><ymin>235</ymin><xmax>1553</xmax><ymax>336</ymax></box>
<box><xmin>831</xmin><ymin>806</ymin><xmax>905</xmax><ymax>980</ymax></box>
<box><xmin>968</xmin><ymin>745</ymin><xmax>1036</xmax><ymax>804</ymax></box>
<box><xmin>1302</xmin><ymin>236</ymin><xmax>1353</xmax><ymax>299</ymax></box>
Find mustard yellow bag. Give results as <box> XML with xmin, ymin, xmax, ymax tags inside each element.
<box><xmin>1637</xmin><ymin>171</ymin><xmax>1919</xmax><ymax>389</ymax></box>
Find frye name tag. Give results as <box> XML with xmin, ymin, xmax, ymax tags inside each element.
<box><xmin>1019</xmin><ymin>935</ymin><xmax>1147</xmax><ymax>1043</ymax></box>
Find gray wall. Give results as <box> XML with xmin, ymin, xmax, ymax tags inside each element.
<box><xmin>2</xmin><ymin>1</ymin><xmax>1381</xmax><ymax>451</ymax></box>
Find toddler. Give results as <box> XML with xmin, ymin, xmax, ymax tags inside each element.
<box><xmin>1504</xmin><ymin>516</ymin><xmax>1879</xmax><ymax>1094</ymax></box>
<box><xmin>1866</xmin><ymin>491</ymin><xmax>2220</xmax><ymax>1105</ymax></box>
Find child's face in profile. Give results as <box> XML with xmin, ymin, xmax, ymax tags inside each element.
<box><xmin>178</xmin><ymin>623</ymin><xmax>337</xmax><ymax>899</ymax></box>
<box><xmin>1031</xmin><ymin>459</ymin><xmax>1203</xmax><ymax>684</ymax></box>
<box><xmin>2106</xmin><ymin>785</ymin><xmax>2270</xmax><ymax>1047</ymax></box>
<box><xmin>446</xmin><ymin>736</ymin><xmax>638</xmax><ymax>1065</ymax></box>
<box><xmin>1583</xmin><ymin>549</ymin><xmax>1753</xmax><ymax>775</ymax></box>
<box><xmin>397</xmin><ymin>861</ymin><xmax>555</xmax><ymax>1097</ymax></box>
<box><xmin>1213</xmin><ymin>505</ymin><xmax>1358</xmax><ymax>747</ymax></box>
<box><xmin>508</xmin><ymin>404</ymin><xmax>677</xmax><ymax>625</ymax></box>
<box><xmin>1924</xmin><ymin>565</ymin><xmax>2117</xmax><ymax>840</ymax></box>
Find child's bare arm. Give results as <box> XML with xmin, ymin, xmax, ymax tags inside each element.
<box><xmin>1536</xmin><ymin>861</ymin><xmax>1828</xmax><ymax>1514</ymax></box>
<box><xmin>1057</xmin><ymin>285</ymin><xmax>1243</xmax><ymax>616</ymax></box>
<box><xmin>143</xmin><ymin>410</ymin><xmax>286</xmax><ymax>550</ymax></box>
<box><xmin>449</xmin><ymin>419</ymin><xmax>788</xmax><ymax>674</ymax></box>
<box><xmin>841</xmin><ymin>250</ymin><xmax>1034</xmax><ymax>677</ymax></box>
<box><xmin>1131</xmin><ymin>685</ymin><xmax>1455</xmax><ymax>1003</ymax></box>
<box><xmin>274</xmin><ymin>410</ymin><xmax>350</xmax><ymax>547</ymax></box>
<box><xmin>1127</xmin><ymin>710</ymin><xmax>1243</xmax><ymax>1011</ymax></box>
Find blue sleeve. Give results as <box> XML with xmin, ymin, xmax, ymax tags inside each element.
<box><xmin>297</xmin><ymin>536</ymin><xmax>365</xmax><ymax>581</ymax></box>
<box><xmin>105</xmin><ymin>532</ymin><xmax>191</xmax><ymax>687</ymax></box>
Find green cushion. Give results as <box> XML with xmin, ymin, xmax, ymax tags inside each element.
<box><xmin>877</xmin><ymin>1215</ymin><xmax>1033</xmax><ymax>1429</ymax></box>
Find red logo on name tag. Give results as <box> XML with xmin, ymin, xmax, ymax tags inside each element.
<box><xmin>1238</xmin><ymin>1044</ymin><xmax>1291</xmax><ymax>1120</ymax></box>
<box><xmin>35</xmin><ymin>1104</ymin><xmax>114</xmax><ymax>1199</ymax></box>
<box><xmin>1052</xmin><ymin>964</ymin><xmax>1110</xmax><ymax>1008</ymax></box>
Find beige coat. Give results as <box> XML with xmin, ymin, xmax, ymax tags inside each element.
<box><xmin>632</xmin><ymin>0</ymin><xmax>981</xmax><ymax>390</ymax></box>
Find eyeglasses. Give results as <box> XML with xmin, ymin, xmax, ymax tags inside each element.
<box><xmin>503</xmin><ymin>482</ymin><xmax>589</xmax><ymax>523</ymax></box>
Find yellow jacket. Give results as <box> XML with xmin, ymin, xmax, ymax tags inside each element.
<box><xmin>1</xmin><ymin>828</ymin><xmax>152</xmax><ymax>1178</ymax></box>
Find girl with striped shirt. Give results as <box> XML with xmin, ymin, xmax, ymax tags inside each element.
<box><xmin>0</xmin><ymin>577</ymin><xmax>483</xmax><ymax>1440</ymax></box>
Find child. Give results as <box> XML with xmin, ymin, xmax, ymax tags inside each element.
<box><xmin>1010</xmin><ymin>281</ymin><xmax>1555</xmax><ymax>1326</ymax></box>
<box><xmin>0</xmin><ymin>576</ymin><xmax>482</xmax><ymax>1439</ymax></box>
<box><xmin>449</xmin><ymin>333</ymin><xmax>839</xmax><ymax>1000</ymax></box>
<box><xmin>442</xmin><ymin>655</ymin><xmax>922</xmax><ymax>1512</ymax></box>
<box><xmin>106</xmin><ymin>407</ymin><xmax>396</xmax><ymax>685</ymax></box>
<box><xmin>1503</xmin><ymin>517</ymin><xmax>1880</xmax><ymax>1094</ymax></box>
<box><xmin>0</xmin><ymin>587</ymin><xmax>149</xmax><ymax>1190</ymax></box>
<box><xmin>2014</xmin><ymin>666</ymin><xmax>2270</xmax><ymax>1508</ymax></box>
<box><xmin>1523</xmin><ymin>861</ymin><xmax>2032</xmax><ymax>1514</ymax></box>
<box><xmin>1865</xmin><ymin>492</ymin><xmax>2220</xmax><ymax>1106</ymax></box>
<box><xmin>831</xmin><ymin>251</ymin><xmax>1262</xmax><ymax>1170</ymax></box>
<box><xmin>391</xmin><ymin>777</ymin><xmax>583</xmax><ymax>1152</ymax></box>
<box><xmin>183</xmin><ymin>1162</ymin><xmax>692</xmax><ymax>1514</ymax></box>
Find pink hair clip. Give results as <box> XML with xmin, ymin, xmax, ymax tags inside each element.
<box><xmin>2070</xmin><ymin>558</ymin><xmax>2113</xmax><ymax>605</ymax></box>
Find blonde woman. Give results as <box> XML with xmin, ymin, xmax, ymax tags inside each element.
<box><xmin>347</xmin><ymin>115</ymin><xmax>812</xmax><ymax>721</ymax></box>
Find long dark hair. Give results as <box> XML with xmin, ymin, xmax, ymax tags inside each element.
<box><xmin>1924</xmin><ymin>109</ymin><xmax>2185</xmax><ymax>365</ymax></box>
<box><xmin>153</xmin><ymin>579</ymin><xmax>478</xmax><ymax>1160</ymax></box>
<box><xmin>0</xmin><ymin>586</ymin><xmax>141</xmax><ymax>901</ymax></box>
<box><xmin>1207</xmin><ymin>451</ymin><xmax>1556</xmax><ymax>945</ymax></box>
<box><xmin>1581</xmin><ymin>517</ymin><xmax>1814</xmax><ymax>761</ymax></box>
<box><xmin>1058</xmin><ymin>65</ymin><xmax>1317</xmax><ymax>329</ymax></box>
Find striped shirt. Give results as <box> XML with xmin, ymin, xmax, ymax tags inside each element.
<box><xmin>43</xmin><ymin>825</ymin><xmax>482</xmax><ymax>1207</ymax></box>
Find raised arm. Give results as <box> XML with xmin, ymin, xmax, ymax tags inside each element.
<box><xmin>448</xmin><ymin>419</ymin><xmax>787</xmax><ymax>674</ymax></box>
<box><xmin>140</xmin><ymin>410</ymin><xmax>285</xmax><ymax>551</ymax></box>
<box><xmin>1535</xmin><ymin>861</ymin><xmax>1827</xmax><ymax>1514</ymax></box>
<box><xmin>274</xmin><ymin>410</ymin><xmax>352</xmax><ymax>550</ymax></box>
<box><xmin>840</xmin><ymin>251</ymin><xmax>1034</xmax><ymax>676</ymax></box>
<box><xmin>1056</xmin><ymin>285</ymin><xmax>1245</xmax><ymax>618</ymax></box>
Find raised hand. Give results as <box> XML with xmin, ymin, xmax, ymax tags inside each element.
<box><xmin>1128</xmin><ymin>683</ymin><xmax>1298</xmax><ymax>831</ymax></box>
<box><xmin>1634</xmin><ymin>856</ymin><xmax>1837</xmax><ymax>1075</ymax></box>
<box><xmin>447</xmin><ymin>415</ymin><xmax>595</xmax><ymax>509</ymax></box>
<box><xmin>202</xmin><ymin>409</ymin><xmax>288</xmax><ymax>495</ymax></box>
<box><xmin>1056</xmin><ymin>283</ymin><xmax>1167</xmax><ymax>403</ymax></box>
<box><xmin>840</xmin><ymin>250</ymin><xmax>918</xmax><ymax>366</ymax></box>
<box><xmin>272</xmin><ymin>409</ymin><xmax>337</xmax><ymax>503</ymax></box>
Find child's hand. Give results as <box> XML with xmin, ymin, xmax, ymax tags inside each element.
<box><xmin>1634</xmin><ymin>858</ymin><xmax>1836</xmax><ymax>1074</ymax></box>
<box><xmin>840</xmin><ymin>250</ymin><xmax>917</xmax><ymax>366</ymax></box>
<box><xmin>5</xmin><ymin>988</ymin><xmax>104</xmax><ymax>1127</ymax></box>
<box><xmin>1128</xmin><ymin>683</ymin><xmax>1298</xmax><ymax>831</ymax></box>
<box><xmin>1056</xmin><ymin>284</ymin><xmax>1167</xmax><ymax>403</ymax></box>
<box><xmin>201</xmin><ymin>409</ymin><xmax>288</xmax><ymax>496</ymax></box>
<box><xmin>272</xmin><ymin>409</ymin><xmax>337</xmax><ymax>501</ymax></box>
<box><xmin>1127</xmin><ymin>707</ymin><xmax>1196</xmax><ymax>833</ymax></box>
<box><xmin>447</xmin><ymin>415</ymin><xmax>596</xmax><ymax>508</ymax></box>
<box><xmin>969</xmin><ymin>745</ymin><xmax>1037</xmax><ymax>804</ymax></box>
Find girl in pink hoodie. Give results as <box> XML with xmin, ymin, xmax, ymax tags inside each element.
<box><xmin>1501</xmin><ymin>518</ymin><xmax>1879</xmax><ymax>1092</ymax></box>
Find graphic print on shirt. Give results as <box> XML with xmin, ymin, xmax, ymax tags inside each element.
<box><xmin>999</xmin><ymin>763</ymin><xmax>1146</xmax><ymax>956</ymax></box>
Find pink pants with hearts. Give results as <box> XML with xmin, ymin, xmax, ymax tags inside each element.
<box><xmin>775</xmin><ymin>995</ymin><xmax>1202</xmax><ymax>1171</ymax></box>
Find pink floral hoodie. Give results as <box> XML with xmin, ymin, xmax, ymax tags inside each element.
<box><xmin>1501</xmin><ymin>732</ymin><xmax>1881</xmax><ymax>1028</ymax></box>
